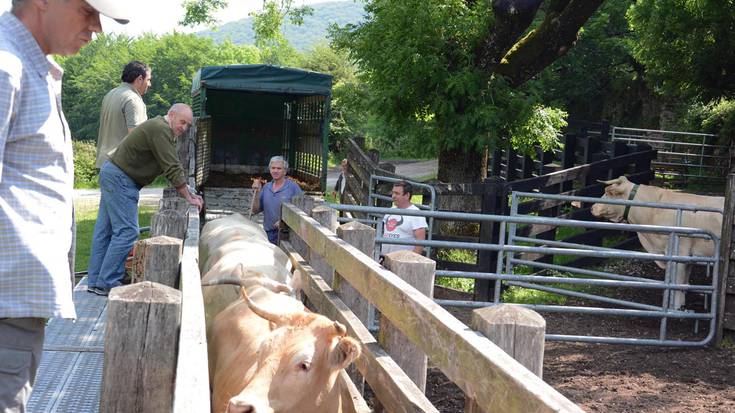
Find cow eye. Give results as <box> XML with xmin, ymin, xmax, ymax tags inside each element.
<box><xmin>299</xmin><ymin>361</ymin><xmax>311</xmax><ymax>372</ymax></box>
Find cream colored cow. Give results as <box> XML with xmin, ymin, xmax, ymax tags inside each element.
<box><xmin>199</xmin><ymin>214</ymin><xmax>295</xmax><ymax>332</ymax></box>
<box><xmin>206</xmin><ymin>282</ymin><xmax>360</xmax><ymax>413</ymax></box>
<box><xmin>591</xmin><ymin>176</ymin><xmax>723</xmax><ymax>309</ymax></box>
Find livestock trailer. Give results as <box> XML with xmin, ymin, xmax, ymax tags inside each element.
<box><xmin>191</xmin><ymin>64</ymin><xmax>332</xmax><ymax>217</ymax></box>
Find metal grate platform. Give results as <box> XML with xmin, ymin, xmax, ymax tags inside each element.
<box><xmin>28</xmin><ymin>278</ymin><xmax>108</xmax><ymax>412</ymax></box>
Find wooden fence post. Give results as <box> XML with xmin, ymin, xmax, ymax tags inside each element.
<box><xmin>310</xmin><ymin>204</ymin><xmax>338</xmax><ymax>285</ymax></box>
<box><xmin>159</xmin><ymin>197</ymin><xmax>189</xmax><ymax>213</ymax></box>
<box><xmin>131</xmin><ymin>236</ymin><xmax>183</xmax><ymax>288</ymax></box>
<box><xmin>717</xmin><ymin>173</ymin><xmax>735</xmax><ymax>343</ymax></box>
<box><xmin>465</xmin><ymin>304</ymin><xmax>546</xmax><ymax>413</ymax></box>
<box><xmin>101</xmin><ymin>281</ymin><xmax>181</xmax><ymax>413</ymax></box>
<box><xmin>334</xmin><ymin>221</ymin><xmax>376</xmax><ymax>393</ymax></box>
<box><xmin>379</xmin><ymin>250</ymin><xmax>436</xmax><ymax>392</ymax></box>
<box><xmin>289</xmin><ymin>195</ymin><xmax>314</xmax><ymax>256</ymax></box>
<box><xmin>151</xmin><ymin>209</ymin><xmax>188</xmax><ymax>239</ymax></box>
<box><xmin>476</xmin><ymin>178</ymin><xmax>503</xmax><ymax>301</ymax></box>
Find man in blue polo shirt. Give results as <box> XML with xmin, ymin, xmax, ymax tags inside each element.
<box><xmin>251</xmin><ymin>156</ymin><xmax>303</xmax><ymax>244</ymax></box>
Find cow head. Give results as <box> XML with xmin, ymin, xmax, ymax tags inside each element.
<box><xmin>591</xmin><ymin>176</ymin><xmax>634</xmax><ymax>222</ymax></box>
<box><xmin>225</xmin><ymin>290</ymin><xmax>361</xmax><ymax>413</ymax></box>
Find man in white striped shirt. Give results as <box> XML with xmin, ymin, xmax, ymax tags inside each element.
<box><xmin>0</xmin><ymin>1</ymin><xmax>130</xmax><ymax>411</ymax></box>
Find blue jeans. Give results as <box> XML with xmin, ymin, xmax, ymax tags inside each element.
<box><xmin>265</xmin><ymin>229</ymin><xmax>278</xmax><ymax>245</ymax></box>
<box><xmin>87</xmin><ymin>161</ymin><xmax>140</xmax><ymax>289</ymax></box>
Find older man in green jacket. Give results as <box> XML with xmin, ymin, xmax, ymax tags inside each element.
<box><xmin>87</xmin><ymin>103</ymin><xmax>203</xmax><ymax>295</ymax></box>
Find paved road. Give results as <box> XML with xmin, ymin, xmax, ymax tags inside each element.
<box><xmin>326</xmin><ymin>159</ymin><xmax>438</xmax><ymax>189</ymax></box>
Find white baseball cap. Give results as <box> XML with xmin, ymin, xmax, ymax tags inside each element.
<box><xmin>86</xmin><ymin>0</ymin><xmax>130</xmax><ymax>24</ymax></box>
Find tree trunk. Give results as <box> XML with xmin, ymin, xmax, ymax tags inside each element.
<box><xmin>438</xmin><ymin>146</ymin><xmax>483</xmax><ymax>184</ymax></box>
<box><xmin>436</xmin><ymin>146</ymin><xmax>484</xmax><ymax>237</ymax></box>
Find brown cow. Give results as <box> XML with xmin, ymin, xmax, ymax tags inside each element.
<box><xmin>206</xmin><ymin>281</ymin><xmax>360</xmax><ymax>413</ymax></box>
<box><xmin>591</xmin><ymin>176</ymin><xmax>723</xmax><ymax>309</ymax></box>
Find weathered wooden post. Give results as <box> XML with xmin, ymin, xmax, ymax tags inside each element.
<box><xmin>289</xmin><ymin>195</ymin><xmax>314</xmax><ymax>256</ymax></box>
<box><xmin>465</xmin><ymin>304</ymin><xmax>546</xmax><ymax>413</ymax></box>
<box><xmin>159</xmin><ymin>196</ymin><xmax>189</xmax><ymax>213</ymax></box>
<box><xmin>717</xmin><ymin>172</ymin><xmax>735</xmax><ymax>343</ymax></box>
<box><xmin>379</xmin><ymin>250</ymin><xmax>435</xmax><ymax>392</ymax></box>
<box><xmin>335</xmin><ymin>221</ymin><xmax>376</xmax><ymax>328</ymax></box>
<box><xmin>334</xmin><ymin>220</ymin><xmax>376</xmax><ymax>393</ymax></box>
<box><xmin>310</xmin><ymin>204</ymin><xmax>338</xmax><ymax>284</ymax></box>
<box><xmin>131</xmin><ymin>236</ymin><xmax>183</xmax><ymax>288</ymax></box>
<box><xmin>101</xmin><ymin>281</ymin><xmax>181</xmax><ymax>413</ymax></box>
<box><xmin>151</xmin><ymin>208</ymin><xmax>188</xmax><ymax>239</ymax></box>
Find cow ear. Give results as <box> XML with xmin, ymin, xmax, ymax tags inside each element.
<box><xmin>330</xmin><ymin>337</ymin><xmax>361</xmax><ymax>369</ymax></box>
<box><xmin>233</xmin><ymin>263</ymin><xmax>245</xmax><ymax>278</ymax></box>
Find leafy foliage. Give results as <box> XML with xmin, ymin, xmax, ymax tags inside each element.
<box><xmin>331</xmin><ymin>0</ymin><xmax>572</xmax><ymax>161</ymax></box>
<box><xmin>180</xmin><ymin>0</ymin><xmax>229</xmax><ymax>27</ymax></box>
<box><xmin>60</xmin><ymin>33</ymin><xmax>259</xmax><ymax>140</ymax></box>
<box><xmin>250</xmin><ymin>0</ymin><xmax>312</xmax><ymax>64</ymax></box>
<box><xmin>72</xmin><ymin>140</ymin><xmax>98</xmax><ymax>188</ymax></box>
<box><xmin>536</xmin><ymin>1</ymin><xmax>644</xmax><ymax>124</ymax></box>
<box><xmin>628</xmin><ymin>0</ymin><xmax>735</xmax><ymax>101</ymax></box>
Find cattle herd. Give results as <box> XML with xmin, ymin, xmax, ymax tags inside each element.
<box><xmin>200</xmin><ymin>214</ymin><xmax>361</xmax><ymax>413</ymax></box>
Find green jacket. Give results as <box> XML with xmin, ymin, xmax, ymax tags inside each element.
<box><xmin>109</xmin><ymin>116</ymin><xmax>186</xmax><ymax>188</ymax></box>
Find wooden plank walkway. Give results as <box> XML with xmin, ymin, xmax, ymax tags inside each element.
<box><xmin>28</xmin><ymin>278</ymin><xmax>107</xmax><ymax>413</ymax></box>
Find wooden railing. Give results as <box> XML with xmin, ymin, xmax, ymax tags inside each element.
<box><xmin>282</xmin><ymin>201</ymin><xmax>583</xmax><ymax>412</ymax></box>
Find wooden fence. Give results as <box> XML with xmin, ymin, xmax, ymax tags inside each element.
<box><xmin>281</xmin><ymin>199</ymin><xmax>583</xmax><ymax>412</ymax></box>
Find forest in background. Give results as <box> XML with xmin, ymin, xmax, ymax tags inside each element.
<box><xmin>61</xmin><ymin>0</ymin><xmax>735</xmax><ymax>185</ymax></box>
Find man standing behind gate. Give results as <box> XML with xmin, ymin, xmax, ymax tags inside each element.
<box><xmin>0</xmin><ymin>1</ymin><xmax>129</xmax><ymax>411</ymax></box>
<box><xmin>381</xmin><ymin>180</ymin><xmax>427</xmax><ymax>255</ymax></box>
<box><xmin>96</xmin><ymin>60</ymin><xmax>151</xmax><ymax>168</ymax></box>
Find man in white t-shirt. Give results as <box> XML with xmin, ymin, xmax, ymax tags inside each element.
<box><xmin>381</xmin><ymin>180</ymin><xmax>428</xmax><ymax>255</ymax></box>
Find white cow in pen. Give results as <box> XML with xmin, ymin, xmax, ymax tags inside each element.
<box><xmin>590</xmin><ymin>176</ymin><xmax>723</xmax><ymax>309</ymax></box>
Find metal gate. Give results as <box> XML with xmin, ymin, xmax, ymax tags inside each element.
<box><xmin>331</xmin><ymin>192</ymin><xmax>722</xmax><ymax>347</ymax></box>
<box><xmin>611</xmin><ymin>126</ymin><xmax>729</xmax><ymax>181</ymax></box>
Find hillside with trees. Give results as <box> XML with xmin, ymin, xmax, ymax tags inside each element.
<box><xmin>197</xmin><ymin>1</ymin><xmax>365</xmax><ymax>51</ymax></box>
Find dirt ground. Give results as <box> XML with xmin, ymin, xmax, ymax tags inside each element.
<box><xmin>427</xmin><ymin>261</ymin><xmax>735</xmax><ymax>413</ymax></box>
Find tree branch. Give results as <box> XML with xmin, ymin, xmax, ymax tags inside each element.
<box><xmin>494</xmin><ymin>0</ymin><xmax>605</xmax><ymax>86</ymax></box>
<box><xmin>474</xmin><ymin>0</ymin><xmax>544</xmax><ymax>73</ymax></box>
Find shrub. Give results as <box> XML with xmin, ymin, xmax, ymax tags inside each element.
<box><xmin>73</xmin><ymin>139</ymin><xmax>98</xmax><ymax>188</ymax></box>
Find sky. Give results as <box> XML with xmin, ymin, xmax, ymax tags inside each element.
<box><xmin>0</xmin><ymin>0</ymin><xmax>349</xmax><ymax>37</ymax></box>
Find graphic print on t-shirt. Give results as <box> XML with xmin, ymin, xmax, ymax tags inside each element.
<box><xmin>385</xmin><ymin>215</ymin><xmax>404</xmax><ymax>231</ymax></box>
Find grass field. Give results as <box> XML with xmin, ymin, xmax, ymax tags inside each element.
<box><xmin>74</xmin><ymin>201</ymin><xmax>157</xmax><ymax>273</ymax></box>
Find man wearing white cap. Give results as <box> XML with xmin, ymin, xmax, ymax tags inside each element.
<box><xmin>0</xmin><ymin>0</ymin><xmax>129</xmax><ymax>410</ymax></box>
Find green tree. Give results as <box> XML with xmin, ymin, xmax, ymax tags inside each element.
<box><xmin>181</xmin><ymin>0</ymin><xmax>312</xmax><ymax>65</ymax></box>
<box><xmin>332</xmin><ymin>0</ymin><xmax>603</xmax><ymax>183</ymax></box>
<box><xmin>628</xmin><ymin>0</ymin><xmax>735</xmax><ymax>101</ymax></box>
<box><xmin>60</xmin><ymin>34</ymin><xmax>260</xmax><ymax>140</ymax></box>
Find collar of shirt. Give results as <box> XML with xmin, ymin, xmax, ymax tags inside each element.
<box><xmin>0</xmin><ymin>12</ymin><xmax>54</xmax><ymax>79</ymax></box>
<box><xmin>120</xmin><ymin>81</ymin><xmax>142</xmax><ymax>97</ymax></box>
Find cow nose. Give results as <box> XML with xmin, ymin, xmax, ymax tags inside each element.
<box><xmin>227</xmin><ymin>399</ymin><xmax>273</xmax><ymax>413</ymax></box>
<box><xmin>227</xmin><ymin>401</ymin><xmax>254</xmax><ymax>413</ymax></box>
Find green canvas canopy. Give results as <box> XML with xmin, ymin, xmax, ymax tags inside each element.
<box><xmin>191</xmin><ymin>64</ymin><xmax>332</xmax><ymax>192</ymax></box>
<box><xmin>191</xmin><ymin>64</ymin><xmax>333</xmax><ymax>96</ymax></box>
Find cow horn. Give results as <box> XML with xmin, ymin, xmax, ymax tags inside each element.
<box><xmin>201</xmin><ymin>276</ymin><xmax>293</xmax><ymax>301</ymax></box>
<box><xmin>334</xmin><ymin>321</ymin><xmax>347</xmax><ymax>336</ymax></box>
<box><xmin>201</xmin><ymin>277</ymin><xmax>248</xmax><ymax>287</ymax></box>
<box><xmin>597</xmin><ymin>176</ymin><xmax>626</xmax><ymax>186</ymax></box>
<box><xmin>239</xmin><ymin>287</ymin><xmax>293</xmax><ymax>326</ymax></box>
